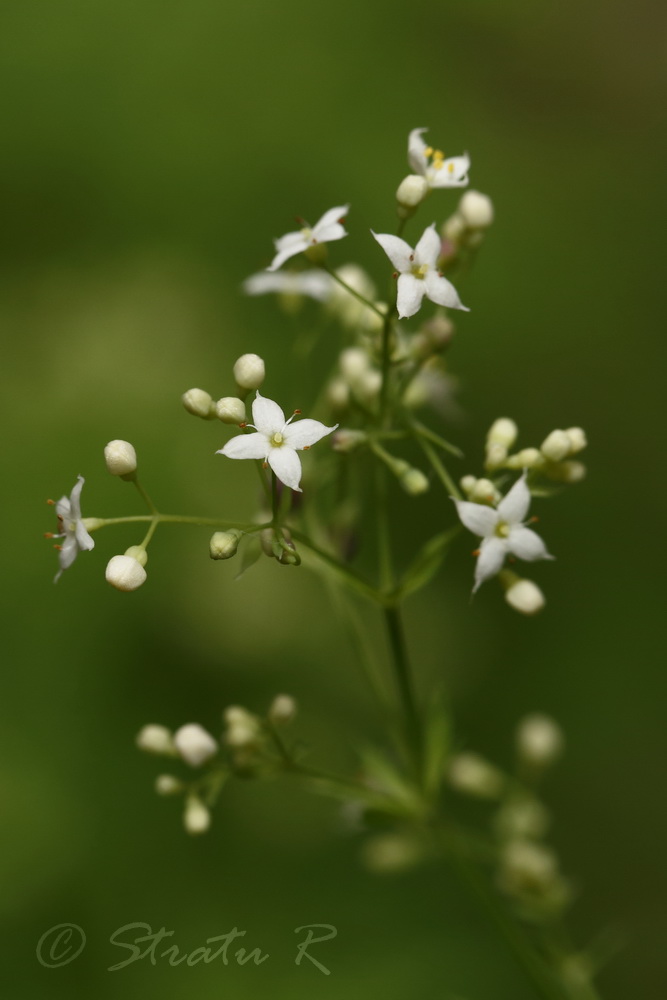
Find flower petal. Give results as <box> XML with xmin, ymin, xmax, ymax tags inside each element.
<box><xmin>267</xmin><ymin>232</ymin><xmax>309</xmax><ymax>272</ymax></box>
<box><xmin>75</xmin><ymin>520</ymin><xmax>95</xmax><ymax>552</ymax></box>
<box><xmin>414</xmin><ymin>224</ymin><xmax>441</xmax><ymax>267</ymax></box>
<box><xmin>69</xmin><ymin>475</ymin><xmax>86</xmax><ymax>519</ymax></box>
<box><xmin>396</xmin><ymin>273</ymin><xmax>426</xmax><ymax>319</ymax></box>
<box><xmin>474</xmin><ymin>536</ymin><xmax>507</xmax><ymax>592</ymax></box>
<box><xmin>497</xmin><ymin>474</ymin><xmax>531</xmax><ymax>524</ymax></box>
<box><xmin>407</xmin><ymin>128</ymin><xmax>429</xmax><ymax>175</ymax></box>
<box><xmin>252</xmin><ymin>392</ymin><xmax>285</xmax><ymax>435</ymax></box>
<box><xmin>371</xmin><ymin>231</ymin><xmax>413</xmax><ymax>272</ymax></box>
<box><xmin>283</xmin><ymin>417</ymin><xmax>338</xmax><ymax>450</ymax></box>
<box><xmin>314</xmin><ymin>205</ymin><xmax>349</xmax><ymax>231</ymax></box>
<box><xmin>429</xmin><ymin>153</ymin><xmax>470</xmax><ymax>188</ymax></box>
<box><xmin>58</xmin><ymin>535</ymin><xmax>80</xmax><ymax>572</ymax></box>
<box><xmin>453</xmin><ymin>499</ymin><xmax>498</xmax><ymax>537</ymax></box>
<box><xmin>217</xmin><ymin>432</ymin><xmax>269</xmax><ymax>461</ymax></box>
<box><xmin>268</xmin><ymin>446</ymin><xmax>303</xmax><ymax>492</ymax></box>
<box><xmin>424</xmin><ymin>271</ymin><xmax>468</xmax><ymax>311</ymax></box>
<box><xmin>507</xmin><ymin>526</ymin><xmax>553</xmax><ymax>562</ymax></box>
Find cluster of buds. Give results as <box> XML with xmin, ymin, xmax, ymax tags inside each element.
<box><xmin>182</xmin><ymin>353</ymin><xmax>267</xmax><ymax>425</ymax></box>
<box><xmin>440</xmin><ymin>189</ymin><xmax>495</xmax><ymax>268</ymax></box>
<box><xmin>135</xmin><ymin>696</ymin><xmax>298</xmax><ymax>833</ymax></box>
<box><xmin>483</xmin><ymin>418</ymin><xmax>588</xmax><ymax>483</ymax></box>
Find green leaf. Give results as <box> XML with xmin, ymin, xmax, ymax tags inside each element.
<box><xmin>394</xmin><ymin>525</ymin><xmax>460</xmax><ymax>600</ymax></box>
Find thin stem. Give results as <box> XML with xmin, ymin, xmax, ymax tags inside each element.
<box><xmin>322</xmin><ymin>264</ymin><xmax>386</xmax><ymax>319</ymax></box>
<box><xmin>383</xmin><ymin>604</ymin><xmax>421</xmax><ymax>769</ymax></box>
<box><xmin>289</xmin><ymin>528</ymin><xmax>385</xmax><ymax>604</ymax></box>
<box><xmin>86</xmin><ymin>514</ymin><xmax>271</xmax><ymax>532</ymax></box>
<box><xmin>414</xmin><ymin>432</ymin><xmax>462</xmax><ymax>499</ymax></box>
<box><xmin>132</xmin><ymin>476</ymin><xmax>158</xmax><ymax>514</ymax></box>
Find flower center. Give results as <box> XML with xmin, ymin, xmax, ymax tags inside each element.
<box><xmin>410</xmin><ymin>263</ymin><xmax>429</xmax><ymax>280</ymax></box>
<box><xmin>495</xmin><ymin>521</ymin><xmax>511</xmax><ymax>539</ymax></box>
<box><xmin>270</xmin><ymin>431</ymin><xmax>284</xmax><ymax>447</ymax></box>
<box><xmin>300</xmin><ymin>226</ymin><xmax>314</xmax><ymax>244</ymax></box>
<box><xmin>424</xmin><ymin>146</ymin><xmax>446</xmax><ymax>171</ymax></box>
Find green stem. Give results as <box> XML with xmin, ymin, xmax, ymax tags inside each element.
<box><xmin>383</xmin><ymin>604</ymin><xmax>421</xmax><ymax>769</ymax></box>
<box><xmin>322</xmin><ymin>264</ymin><xmax>386</xmax><ymax>319</ymax></box>
<box><xmin>289</xmin><ymin>528</ymin><xmax>385</xmax><ymax>604</ymax></box>
<box><xmin>414</xmin><ymin>432</ymin><xmax>462</xmax><ymax>499</ymax></box>
<box><xmin>132</xmin><ymin>476</ymin><xmax>158</xmax><ymax>514</ymax></box>
<box><xmin>86</xmin><ymin>514</ymin><xmax>271</xmax><ymax>532</ymax></box>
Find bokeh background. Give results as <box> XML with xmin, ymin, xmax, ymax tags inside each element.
<box><xmin>1</xmin><ymin>1</ymin><xmax>665</xmax><ymax>997</ymax></box>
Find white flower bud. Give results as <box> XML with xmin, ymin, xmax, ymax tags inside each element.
<box><xmin>268</xmin><ymin>694</ymin><xmax>297</xmax><ymax>725</ymax></box>
<box><xmin>155</xmin><ymin>774</ymin><xmax>184</xmax><ymax>796</ymax></box>
<box><xmin>182</xmin><ymin>388</ymin><xmax>215</xmax><ymax>419</ymax></box>
<box><xmin>448</xmin><ymin>752</ymin><xmax>505</xmax><ymax>799</ymax></box>
<box><xmin>104</xmin><ymin>439</ymin><xmax>137</xmax><ymax>477</ymax></box>
<box><xmin>209</xmin><ymin>530</ymin><xmax>242</xmax><ymax>560</ymax></box>
<box><xmin>516</xmin><ymin>714</ymin><xmax>564</xmax><ymax>767</ymax></box>
<box><xmin>503</xmin><ymin>577</ymin><xmax>546</xmax><ymax>616</ymax></box>
<box><xmin>564</xmin><ymin>427</ymin><xmax>587</xmax><ymax>454</ymax></box>
<box><xmin>505</xmin><ymin>447</ymin><xmax>544</xmax><ymax>470</ymax></box>
<box><xmin>361</xmin><ymin>833</ymin><xmax>424</xmax><ymax>874</ymax></box>
<box><xmin>540</xmin><ymin>429</ymin><xmax>572</xmax><ymax>462</ymax></box>
<box><xmin>396</xmin><ymin>174</ymin><xmax>429</xmax><ymax>208</ymax></box>
<box><xmin>356</xmin><ymin>369</ymin><xmax>382</xmax><ymax>402</ymax></box>
<box><xmin>545</xmin><ymin>459</ymin><xmax>586</xmax><ymax>483</ymax></box>
<box><xmin>458</xmin><ymin>190</ymin><xmax>494</xmax><ymax>229</ymax></box>
<box><xmin>331</xmin><ymin>429</ymin><xmax>367</xmax><ymax>453</ymax></box>
<box><xmin>326</xmin><ymin>377</ymin><xmax>350</xmax><ymax>412</ymax></box>
<box><xmin>136</xmin><ymin>724</ymin><xmax>175</xmax><ymax>756</ymax></box>
<box><xmin>400</xmin><ymin>467</ymin><xmax>430</xmax><ymax>496</ymax></box>
<box><xmin>223</xmin><ymin>705</ymin><xmax>262</xmax><ymax>748</ymax></box>
<box><xmin>494</xmin><ymin>798</ymin><xmax>550</xmax><ymax>841</ymax></box>
<box><xmin>487</xmin><ymin>417</ymin><xmax>518</xmax><ymax>449</ymax></box>
<box><xmin>469</xmin><ymin>478</ymin><xmax>501</xmax><ymax>505</ymax></box>
<box><xmin>485</xmin><ymin>442</ymin><xmax>508</xmax><ymax>470</ymax></box>
<box><xmin>173</xmin><ymin>723</ymin><xmax>218</xmax><ymax>767</ymax></box>
<box><xmin>106</xmin><ymin>553</ymin><xmax>147</xmax><ymax>591</ymax></box>
<box><xmin>215</xmin><ymin>396</ymin><xmax>246</xmax><ymax>424</ymax></box>
<box><xmin>442</xmin><ymin>213</ymin><xmax>466</xmax><ymax>244</ymax></box>
<box><xmin>460</xmin><ymin>475</ymin><xmax>478</xmax><ymax>496</ymax></box>
<box><xmin>339</xmin><ymin>347</ymin><xmax>370</xmax><ymax>384</ymax></box>
<box><xmin>499</xmin><ymin>840</ymin><xmax>558</xmax><ymax>892</ymax></box>
<box><xmin>233</xmin><ymin>353</ymin><xmax>265</xmax><ymax>390</ymax></box>
<box><xmin>183</xmin><ymin>795</ymin><xmax>211</xmax><ymax>835</ymax></box>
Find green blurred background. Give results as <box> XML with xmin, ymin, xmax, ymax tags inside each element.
<box><xmin>2</xmin><ymin>0</ymin><xmax>665</xmax><ymax>997</ymax></box>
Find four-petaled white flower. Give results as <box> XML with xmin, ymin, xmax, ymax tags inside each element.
<box><xmin>408</xmin><ymin>128</ymin><xmax>470</xmax><ymax>189</ymax></box>
<box><xmin>217</xmin><ymin>392</ymin><xmax>337</xmax><ymax>492</ymax></box>
<box><xmin>53</xmin><ymin>475</ymin><xmax>95</xmax><ymax>582</ymax></box>
<box><xmin>267</xmin><ymin>205</ymin><xmax>349</xmax><ymax>272</ymax></box>
<box><xmin>243</xmin><ymin>269</ymin><xmax>333</xmax><ymax>301</ymax></box>
<box><xmin>453</xmin><ymin>473</ymin><xmax>554</xmax><ymax>593</ymax></box>
<box><xmin>372</xmin><ymin>224</ymin><xmax>468</xmax><ymax>319</ymax></box>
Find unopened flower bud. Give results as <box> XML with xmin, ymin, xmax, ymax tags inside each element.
<box><xmin>448</xmin><ymin>752</ymin><xmax>505</xmax><ymax>799</ymax></box>
<box><xmin>332</xmin><ymin>429</ymin><xmax>367</xmax><ymax>453</ymax></box>
<box><xmin>182</xmin><ymin>388</ymin><xmax>215</xmax><ymax>419</ymax></box>
<box><xmin>469</xmin><ymin>478</ymin><xmax>501</xmax><ymax>505</ymax></box>
<box><xmin>400</xmin><ymin>467</ymin><xmax>430</xmax><ymax>496</ymax></box>
<box><xmin>233</xmin><ymin>353</ymin><xmax>265</xmax><ymax>390</ymax></box>
<box><xmin>136</xmin><ymin>724</ymin><xmax>175</xmax><ymax>756</ymax></box>
<box><xmin>485</xmin><ymin>442</ymin><xmax>508</xmax><ymax>470</ymax></box>
<box><xmin>487</xmin><ymin>417</ymin><xmax>518</xmax><ymax>449</ymax></box>
<box><xmin>458</xmin><ymin>190</ymin><xmax>494</xmax><ymax>229</ymax></box>
<box><xmin>155</xmin><ymin>774</ymin><xmax>184</xmax><ymax>796</ymax></box>
<box><xmin>396</xmin><ymin>174</ymin><xmax>429</xmax><ymax>210</ymax></box>
<box><xmin>544</xmin><ymin>459</ymin><xmax>586</xmax><ymax>483</ymax></box>
<box><xmin>174</xmin><ymin>723</ymin><xmax>218</xmax><ymax>767</ymax></box>
<box><xmin>516</xmin><ymin>714</ymin><xmax>564</xmax><ymax>767</ymax></box>
<box><xmin>442</xmin><ymin>213</ymin><xmax>466</xmax><ymax>244</ymax></box>
<box><xmin>215</xmin><ymin>397</ymin><xmax>246</xmax><ymax>424</ymax></box>
<box><xmin>224</xmin><ymin>705</ymin><xmax>262</xmax><ymax>748</ymax></box>
<box><xmin>104</xmin><ymin>439</ymin><xmax>137</xmax><ymax>477</ymax></box>
<box><xmin>356</xmin><ymin>369</ymin><xmax>382</xmax><ymax>402</ymax></box>
<box><xmin>564</xmin><ymin>427</ymin><xmax>587</xmax><ymax>454</ymax></box>
<box><xmin>268</xmin><ymin>694</ymin><xmax>297</xmax><ymax>725</ymax></box>
<box><xmin>494</xmin><ymin>798</ymin><xmax>550</xmax><ymax>840</ymax></box>
<box><xmin>339</xmin><ymin>347</ymin><xmax>369</xmax><ymax>384</ymax></box>
<box><xmin>106</xmin><ymin>552</ymin><xmax>147</xmax><ymax>591</ymax></box>
<box><xmin>540</xmin><ymin>429</ymin><xmax>572</xmax><ymax>462</ymax></box>
<box><xmin>209</xmin><ymin>529</ymin><xmax>243</xmax><ymax>560</ymax></box>
<box><xmin>183</xmin><ymin>795</ymin><xmax>211</xmax><ymax>835</ymax></box>
<box><xmin>505</xmin><ymin>447</ymin><xmax>544</xmax><ymax>470</ymax></box>
<box><xmin>501</xmin><ymin>572</ymin><xmax>545</xmax><ymax>615</ymax></box>
<box><xmin>460</xmin><ymin>475</ymin><xmax>478</xmax><ymax>496</ymax></box>
<box><xmin>499</xmin><ymin>839</ymin><xmax>558</xmax><ymax>893</ymax></box>
<box><xmin>361</xmin><ymin>833</ymin><xmax>424</xmax><ymax>874</ymax></box>
<box><xmin>326</xmin><ymin>378</ymin><xmax>350</xmax><ymax>412</ymax></box>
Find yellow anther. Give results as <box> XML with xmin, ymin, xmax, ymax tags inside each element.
<box><xmin>424</xmin><ymin>146</ymin><xmax>433</xmax><ymax>156</ymax></box>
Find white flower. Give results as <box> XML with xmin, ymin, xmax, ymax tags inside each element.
<box><xmin>53</xmin><ymin>475</ymin><xmax>95</xmax><ymax>582</ymax></box>
<box><xmin>243</xmin><ymin>269</ymin><xmax>333</xmax><ymax>300</ymax></box>
<box><xmin>408</xmin><ymin>128</ymin><xmax>470</xmax><ymax>189</ymax></box>
<box><xmin>372</xmin><ymin>224</ymin><xmax>468</xmax><ymax>319</ymax></box>
<box><xmin>217</xmin><ymin>392</ymin><xmax>337</xmax><ymax>492</ymax></box>
<box><xmin>453</xmin><ymin>473</ymin><xmax>554</xmax><ymax>593</ymax></box>
<box><xmin>267</xmin><ymin>205</ymin><xmax>349</xmax><ymax>271</ymax></box>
